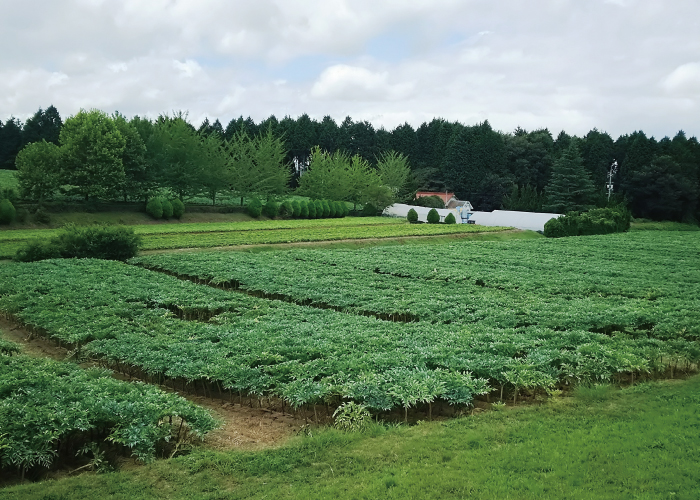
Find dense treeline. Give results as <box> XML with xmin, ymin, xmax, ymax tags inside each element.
<box><xmin>2</xmin><ymin>106</ymin><xmax>699</xmax><ymax>221</ymax></box>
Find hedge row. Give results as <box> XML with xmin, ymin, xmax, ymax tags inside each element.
<box><xmin>544</xmin><ymin>207</ymin><xmax>631</xmax><ymax>238</ymax></box>
<box><xmin>146</xmin><ymin>198</ymin><xmax>185</xmax><ymax>219</ymax></box>
<box><xmin>248</xmin><ymin>199</ymin><xmax>349</xmax><ymax>219</ymax></box>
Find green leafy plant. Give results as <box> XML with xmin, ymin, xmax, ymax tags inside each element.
<box><xmin>407</xmin><ymin>208</ymin><xmax>418</xmax><ymax>223</ymax></box>
<box><xmin>161</xmin><ymin>198</ymin><xmax>174</xmax><ymax>219</ymax></box>
<box><xmin>263</xmin><ymin>200</ymin><xmax>279</xmax><ymax>218</ymax></box>
<box><xmin>444</xmin><ymin>213</ymin><xmax>456</xmax><ymax>224</ymax></box>
<box><xmin>247</xmin><ymin>198</ymin><xmax>262</xmax><ymax>218</ymax></box>
<box><xmin>171</xmin><ymin>198</ymin><xmax>185</xmax><ymax>219</ymax></box>
<box><xmin>333</xmin><ymin>402</ymin><xmax>371</xmax><ymax>432</ymax></box>
<box><xmin>146</xmin><ymin>198</ymin><xmax>163</xmax><ymax>219</ymax></box>
<box><xmin>427</xmin><ymin>208</ymin><xmax>440</xmax><ymax>224</ymax></box>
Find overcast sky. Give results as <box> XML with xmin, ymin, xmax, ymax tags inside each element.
<box><xmin>1</xmin><ymin>0</ymin><xmax>698</xmax><ymax>139</ymax></box>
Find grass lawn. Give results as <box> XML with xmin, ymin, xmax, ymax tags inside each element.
<box><xmin>4</xmin><ymin>376</ymin><xmax>699</xmax><ymax>499</ymax></box>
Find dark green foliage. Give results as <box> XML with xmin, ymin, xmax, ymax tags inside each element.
<box><xmin>427</xmin><ymin>208</ymin><xmax>440</xmax><ymax>224</ymax></box>
<box><xmin>247</xmin><ymin>198</ymin><xmax>263</xmax><ymax>218</ymax></box>
<box><xmin>291</xmin><ymin>200</ymin><xmax>301</xmax><ymax>217</ymax></box>
<box><xmin>263</xmin><ymin>200</ymin><xmax>279</xmax><ymax>218</ymax></box>
<box><xmin>171</xmin><ymin>198</ymin><xmax>185</xmax><ymax>219</ymax></box>
<box><xmin>33</xmin><ymin>207</ymin><xmax>51</xmax><ymax>224</ymax></box>
<box><xmin>313</xmin><ymin>200</ymin><xmax>323</xmax><ymax>219</ymax></box>
<box><xmin>322</xmin><ymin>200</ymin><xmax>331</xmax><ymax>218</ymax></box>
<box><xmin>161</xmin><ymin>198</ymin><xmax>174</xmax><ymax>219</ymax></box>
<box><xmin>502</xmin><ymin>184</ymin><xmax>544</xmax><ymax>212</ymax></box>
<box><xmin>0</xmin><ymin>187</ymin><xmax>18</xmax><ymax>204</ymax></box>
<box><xmin>0</xmin><ymin>198</ymin><xmax>15</xmax><ymax>224</ymax></box>
<box><xmin>413</xmin><ymin>195</ymin><xmax>445</xmax><ymax>208</ymax></box>
<box><xmin>306</xmin><ymin>200</ymin><xmax>316</xmax><ymax>218</ymax></box>
<box><xmin>361</xmin><ymin>203</ymin><xmax>377</xmax><ymax>217</ymax></box>
<box><xmin>407</xmin><ymin>208</ymin><xmax>418</xmax><ymax>223</ymax></box>
<box><xmin>146</xmin><ymin>198</ymin><xmax>163</xmax><ymax>219</ymax></box>
<box><xmin>14</xmin><ymin>225</ymin><xmax>141</xmax><ymax>262</ymax></box>
<box><xmin>299</xmin><ymin>200</ymin><xmax>309</xmax><ymax>218</ymax></box>
<box><xmin>544</xmin><ymin>207</ymin><xmax>631</xmax><ymax>238</ymax></box>
<box><xmin>279</xmin><ymin>200</ymin><xmax>294</xmax><ymax>218</ymax></box>
<box><xmin>327</xmin><ymin>200</ymin><xmax>336</xmax><ymax>218</ymax></box>
<box><xmin>544</xmin><ymin>141</ymin><xmax>596</xmax><ymax>213</ymax></box>
<box><xmin>13</xmin><ymin>239</ymin><xmax>61</xmax><ymax>262</ymax></box>
<box><xmin>444</xmin><ymin>212</ymin><xmax>456</xmax><ymax>224</ymax></box>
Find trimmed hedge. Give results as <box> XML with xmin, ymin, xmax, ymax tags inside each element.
<box><xmin>263</xmin><ymin>200</ymin><xmax>279</xmax><ymax>219</ymax></box>
<box><xmin>407</xmin><ymin>208</ymin><xmax>418</xmax><ymax>223</ymax></box>
<box><xmin>427</xmin><ymin>208</ymin><xmax>440</xmax><ymax>224</ymax></box>
<box><xmin>14</xmin><ymin>225</ymin><xmax>141</xmax><ymax>262</ymax></box>
<box><xmin>161</xmin><ymin>199</ymin><xmax>174</xmax><ymax>219</ymax></box>
<box><xmin>171</xmin><ymin>198</ymin><xmax>185</xmax><ymax>219</ymax></box>
<box><xmin>544</xmin><ymin>207</ymin><xmax>631</xmax><ymax>238</ymax></box>
<box><xmin>247</xmin><ymin>198</ymin><xmax>262</xmax><ymax>218</ymax></box>
<box><xmin>444</xmin><ymin>212</ymin><xmax>456</xmax><ymax>224</ymax></box>
<box><xmin>146</xmin><ymin>198</ymin><xmax>163</xmax><ymax>219</ymax></box>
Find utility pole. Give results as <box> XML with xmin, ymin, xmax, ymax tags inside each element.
<box><xmin>606</xmin><ymin>160</ymin><xmax>618</xmax><ymax>202</ymax></box>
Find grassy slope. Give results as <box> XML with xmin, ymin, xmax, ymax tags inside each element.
<box><xmin>5</xmin><ymin>376</ymin><xmax>699</xmax><ymax>499</ymax></box>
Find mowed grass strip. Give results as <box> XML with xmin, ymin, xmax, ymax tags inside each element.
<box><xmin>5</xmin><ymin>376</ymin><xmax>699</xmax><ymax>499</ymax></box>
<box><xmin>0</xmin><ymin>218</ymin><xmax>509</xmax><ymax>257</ymax></box>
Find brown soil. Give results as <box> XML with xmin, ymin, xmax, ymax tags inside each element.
<box><xmin>0</xmin><ymin>317</ymin><xmax>301</xmax><ymax>451</ymax></box>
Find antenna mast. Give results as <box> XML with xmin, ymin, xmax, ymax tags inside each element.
<box><xmin>606</xmin><ymin>160</ymin><xmax>618</xmax><ymax>201</ymax></box>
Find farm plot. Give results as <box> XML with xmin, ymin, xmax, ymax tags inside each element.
<box><xmin>1</xmin><ymin>235</ymin><xmax>698</xmax><ymax>419</ymax></box>
<box><xmin>0</xmin><ymin>340</ymin><xmax>216</xmax><ymax>479</ymax></box>
<box><xmin>132</xmin><ymin>231</ymin><xmax>700</xmax><ymax>340</ymax></box>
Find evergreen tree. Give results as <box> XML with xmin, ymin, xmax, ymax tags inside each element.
<box><xmin>21</xmin><ymin>105</ymin><xmax>62</xmax><ymax>147</ymax></box>
<box><xmin>544</xmin><ymin>141</ymin><xmax>596</xmax><ymax>213</ymax></box>
<box><xmin>0</xmin><ymin>117</ymin><xmax>23</xmax><ymax>169</ymax></box>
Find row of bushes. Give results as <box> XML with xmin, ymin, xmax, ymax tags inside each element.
<box><xmin>146</xmin><ymin>198</ymin><xmax>185</xmax><ymax>219</ymax></box>
<box><xmin>248</xmin><ymin>199</ymin><xmax>350</xmax><ymax>219</ymax></box>
<box><xmin>407</xmin><ymin>208</ymin><xmax>456</xmax><ymax>224</ymax></box>
<box><xmin>544</xmin><ymin>207</ymin><xmax>631</xmax><ymax>238</ymax></box>
<box><xmin>14</xmin><ymin>225</ymin><xmax>141</xmax><ymax>262</ymax></box>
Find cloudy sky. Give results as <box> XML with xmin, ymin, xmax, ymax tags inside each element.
<box><xmin>1</xmin><ymin>0</ymin><xmax>698</xmax><ymax>138</ymax></box>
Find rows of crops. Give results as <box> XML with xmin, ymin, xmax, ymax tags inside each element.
<box><xmin>132</xmin><ymin>232</ymin><xmax>700</xmax><ymax>341</ymax></box>
<box><xmin>1</xmin><ymin>238</ymin><xmax>698</xmax><ymax>419</ymax></box>
<box><xmin>0</xmin><ymin>340</ymin><xmax>217</xmax><ymax>478</ymax></box>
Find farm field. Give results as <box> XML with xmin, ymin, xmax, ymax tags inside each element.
<box><xmin>0</xmin><ymin>217</ymin><xmax>510</xmax><ymax>258</ymax></box>
<box><xmin>1</xmin><ymin>229</ymin><xmax>699</xmax><ymax>496</ymax></box>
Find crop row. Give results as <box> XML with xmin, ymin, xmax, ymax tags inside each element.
<box><xmin>0</xmin><ymin>258</ymin><xmax>696</xmax><ymax>419</ymax></box>
<box><xmin>132</xmin><ymin>231</ymin><xmax>700</xmax><ymax>342</ymax></box>
<box><xmin>0</xmin><ymin>342</ymin><xmax>217</xmax><ymax>478</ymax></box>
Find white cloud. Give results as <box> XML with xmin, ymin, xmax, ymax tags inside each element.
<box><xmin>663</xmin><ymin>63</ymin><xmax>700</xmax><ymax>96</ymax></box>
<box><xmin>311</xmin><ymin>65</ymin><xmax>414</xmax><ymax>101</ymax></box>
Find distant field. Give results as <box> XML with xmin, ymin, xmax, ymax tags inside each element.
<box><xmin>0</xmin><ymin>217</ymin><xmax>510</xmax><ymax>258</ymax></box>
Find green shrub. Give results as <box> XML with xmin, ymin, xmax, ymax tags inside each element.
<box><xmin>146</xmin><ymin>198</ymin><xmax>163</xmax><ymax>219</ymax></box>
<box><xmin>320</xmin><ymin>200</ymin><xmax>331</xmax><ymax>218</ymax></box>
<box><xmin>414</xmin><ymin>195</ymin><xmax>445</xmax><ymax>209</ymax></box>
<box><xmin>427</xmin><ymin>208</ymin><xmax>440</xmax><ymax>224</ymax></box>
<box><xmin>15</xmin><ymin>225</ymin><xmax>141</xmax><ymax>262</ymax></box>
<box><xmin>306</xmin><ymin>200</ymin><xmax>316</xmax><ymax>218</ymax></box>
<box><xmin>0</xmin><ymin>188</ymin><xmax>18</xmax><ymax>204</ymax></box>
<box><xmin>0</xmin><ymin>199</ymin><xmax>16</xmax><ymax>224</ymax></box>
<box><xmin>247</xmin><ymin>198</ymin><xmax>262</xmax><ymax>218</ymax></box>
<box><xmin>361</xmin><ymin>203</ymin><xmax>377</xmax><ymax>217</ymax></box>
<box><xmin>544</xmin><ymin>207</ymin><xmax>632</xmax><ymax>238</ymax></box>
<box><xmin>407</xmin><ymin>208</ymin><xmax>418</xmax><ymax>223</ymax></box>
<box><xmin>171</xmin><ymin>198</ymin><xmax>185</xmax><ymax>219</ymax></box>
<box><xmin>13</xmin><ymin>239</ymin><xmax>61</xmax><ymax>262</ymax></box>
<box><xmin>444</xmin><ymin>212</ymin><xmax>456</xmax><ymax>224</ymax></box>
<box><xmin>327</xmin><ymin>200</ymin><xmax>336</xmax><ymax>218</ymax></box>
<box><xmin>263</xmin><ymin>200</ymin><xmax>279</xmax><ymax>218</ymax></box>
<box><xmin>291</xmin><ymin>200</ymin><xmax>301</xmax><ymax>218</ymax></box>
<box><xmin>333</xmin><ymin>402</ymin><xmax>371</xmax><ymax>432</ymax></box>
<box><xmin>33</xmin><ymin>207</ymin><xmax>51</xmax><ymax>224</ymax></box>
<box><xmin>279</xmin><ymin>200</ymin><xmax>294</xmax><ymax>218</ymax></box>
<box><xmin>299</xmin><ymin>200</ymin><xmax>309</xmax><ymax>218</ymax></box>
<box><xmin>161</xmin><ymin>199</ymin><xmax>174</xmax><ymax>219</ymax></box>
<box><xmin>314</xmin><ymin>200</ymin><xmax>324</xmax><ymax>219</ymax></box>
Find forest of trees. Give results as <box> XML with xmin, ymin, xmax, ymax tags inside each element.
<box><xmin>2</xmin><ymin>106</ymin><xmax>699</xmax><ymax>221</ymax></box>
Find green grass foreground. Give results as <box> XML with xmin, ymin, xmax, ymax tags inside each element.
<box><xmin>5</xmin><ymin>376</ymin><xmax>699</xmax><ymax>499</ymax></box>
